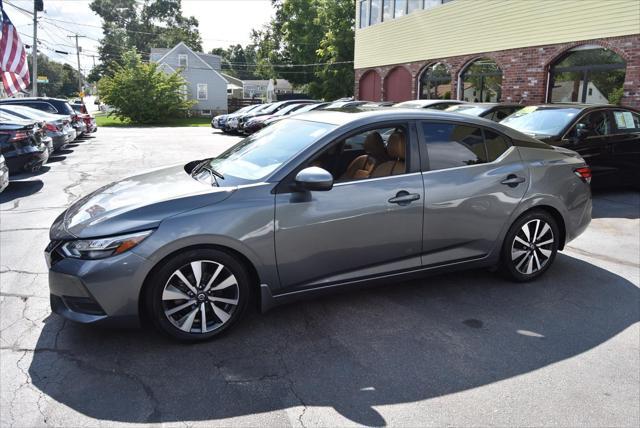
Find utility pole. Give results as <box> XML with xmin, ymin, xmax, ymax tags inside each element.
<box><xmin>31</xmin><ymin>1</ymin><xmax>38</xmax><ymax>96</ymax></box>
<box><xmin>67</xmin><ymin>34</ymin><xmax>85</xmax><ymax>98</ymax></box>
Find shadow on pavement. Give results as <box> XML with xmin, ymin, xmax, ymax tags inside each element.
<box><xmin>0</xmin><ymin>180</ymin><xmax>44</xmax><ymax>203</ymax></box>
<box><xmin>47</xmin><ymin>156</ymin><xmax>67</xmax><ymax>163</ymax></box>
<box><xmin>592</xmin><ymin>189</ymin><xmax>639</xmax><ymax>220</ymax></box>
<box><xmin>28</xmin><ymin>254</ymin><xmax>639</xmax><ymax>426</ymax></box>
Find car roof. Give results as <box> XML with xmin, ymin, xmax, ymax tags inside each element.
<box><xmin>292</xmin><ymin>108</ymin><xmax>543</xmax><ymax>143</ymax></box>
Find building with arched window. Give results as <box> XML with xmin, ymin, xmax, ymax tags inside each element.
<box><xmin>354</xmin><ymin>0</ymin><xmax>640</xmax><ymax>108</ymax></box>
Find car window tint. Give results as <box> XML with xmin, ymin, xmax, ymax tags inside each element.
<box><xmin>484</xmin><ymin>130</ymin><xmax>511</xmax><ymax>161</ymax></box>
<box><xmin>494</xmin><ymin>108</ymin><xmax>515</xmax><ymax>121</ymax></box>
<box><xmin>422</xmin><ymin>123</ymin><xmax>486</xmax><ymax>170</ymax></box>
<box><xmin>612</xmin><ymin>110</ymin><xmax>640</xmax><ymax>131</ymax></box>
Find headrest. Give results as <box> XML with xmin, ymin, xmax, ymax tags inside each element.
<box><xmin>363</xmin><ymin>131</ymin><xmax>388</xmax><ymax>161</ymax></box>
<box><xmin>387</xmin><ymin>131</ymin><xmax>405</xmax><ymax>160</ymax></box>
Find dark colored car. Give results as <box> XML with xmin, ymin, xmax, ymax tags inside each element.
<box><xmin>0</xmin><ymin>118</ymin><xmax>50</xmax><ymax>173</ymax></box>
<box><xmin>445</xmin><ymin>103</ymin><xmax>524</xmax><ymax>122</ymax></box>
<box><xmin>212</xmin><ymin>104</ymin><xmax>263</xmax><ymax>130</ymax></box>
<box><xmin>0</xmin><ymin>97</ymin><xmax>88</xmax><ymax>136</ymax></box>
<box><xmin>241</xmin><ymin>102</ymin><xmax>314</xmax><ymax>134</ymax></box>
<box><xmin>501</xmin><ymin>104</ymin><xmax>640</xmax><ymax>188</ymax></box>
<box><xmin>393</xmin><ymin>99</ymin><xmax>466</xmax><ymax>110</ymax></box>
<box><xmin>236</xmin><ymin>100</ymin><xmax>317</xmax><ymax>133</ymax></box>
<box><xmin>262</xmin><ymin>102</ymin><xmax>331</xmax><ymax>127</ymax></box>
<box><xmin>0</xmin><ymin>105</ymin><xmax>70</xmax><ymax>151</ymax></box>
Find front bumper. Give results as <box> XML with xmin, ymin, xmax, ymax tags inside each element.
<box><xmin>46</xmin><ymin>245</ymin><xmax>151</xmax><ymax>327</ymax></box>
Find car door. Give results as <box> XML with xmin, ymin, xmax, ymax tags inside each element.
<box><xmin>274</xmin><ymin>122</ymin><xmax>424</xmax><ymax>292</ymax></box>
<box><xmin>609</xmin><ymin>109</ymin><xmax>640</xmax><ymax>186</ymax></box>
<box><xmin>563</xmin><ymin>110</ymin><xmax>615</xmax><ymax>179</ymax></box>
<box><xmin>419</xmin><ymin>121</ymin><xmax>528</xmax><ymax>267</ymax></box>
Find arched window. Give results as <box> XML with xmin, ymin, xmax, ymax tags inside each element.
<box><xmin>549</xmin><ymin>45</ymin><xmax>626</xmax><ymax>105</ymax></box>
<box><xmin>460</xmin><ymin>58</ymin><xmax>502</xmax><ymax>102</ymax></box>
<box><xmin>419</xmin><ymin>63</ymin><xmax>452</xmax><ymax>99</ymax></box>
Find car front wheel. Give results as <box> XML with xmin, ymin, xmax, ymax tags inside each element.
<box><xmin>501</xmin><ymin>210</ymin><xmax>559</xmax><ymax>282</ymax></box>
<box><xmin>146</xmin><ymin>248</ymin><xmax>250</xmax><ymax>341</ymax></box>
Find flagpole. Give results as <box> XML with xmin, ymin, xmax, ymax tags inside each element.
<box><xmin>31</xmin><ymin>0</ymin><xmax>37</xmax><ymax>96</ymax></box>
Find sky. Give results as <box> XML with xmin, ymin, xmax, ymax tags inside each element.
<box><xmin>2</xmin><ymin>0</ymin><xmax>275</xmax><ymax>75</ymax></box>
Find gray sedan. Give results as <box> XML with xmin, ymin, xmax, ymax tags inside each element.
<box><xmin>45</xmin><ymin>109</ymin><xmax>592</xmax><ymax>341</ymax></box>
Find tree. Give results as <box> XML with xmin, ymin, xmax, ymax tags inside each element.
<box><xmin>251</xmin><ymin>0</ymin><xmax>355</xmax><ymax>99</ymax></box>
<box><xmin>98</xmin><ymin>49</ymin><xmax>195</xmax><ymax>123</ymax></box>
<box><xmin>209</xmin><ymin>44</ymin><xmax>262</xmax><ymax>80</ymax></box>
<box><xmin>90</xmin><ymin>0</ymin><xmax>203</xmax><ymax>79</ymax></box>
<box><xmin>26</xmin><ymin>54</ymin><xmax>82</xmax><ymax>97</ymax></box>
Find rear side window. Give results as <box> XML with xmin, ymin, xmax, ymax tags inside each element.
<box><xmin>24</xmin><ymin>102</ymin><xmax>57</xmax><ymax>114</ymax></box>
<box><xmin>612</xmin><ymin>110</ymin><xmax>640</xmax><ymax>131</ymax></box>
<box><xmin>421</xmin><ymin>122</ymin><xmax>511</xmax><ymax>171</ymax></box>
<box><xmin>484</xmin><ymin>130</ymin><xmax>510</xmax><ymax>161</ymax></box>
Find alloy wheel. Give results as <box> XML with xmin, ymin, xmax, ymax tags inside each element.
<box><xmin>510</xmin><ymin>219</ymin><xmax>555</xmax><ymax>275</ymax></box>
<box><xmin>162</xmin><ymin>260</ymin><xmax>240</xmax><ymax>334</ymax></box>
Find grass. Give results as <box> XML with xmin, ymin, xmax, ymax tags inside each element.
<box><xmin>94</xmin><ymin>113</ymin><xmax>211</xmax><ymax>128</ymax></box>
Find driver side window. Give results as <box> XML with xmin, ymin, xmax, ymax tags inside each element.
<box><xmin>308</xmin><ymin>124</ymin><xmax>409</xmax><ymax>182</ymax></box>
<box><xmin>570</xmin><ymin>111</ymin><xmax>612</xmax><ymax>138</ymax></box>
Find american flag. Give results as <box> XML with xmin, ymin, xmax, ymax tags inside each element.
<box><xmin>0</xmin><ymin>0</ymin><xmax>30</xmax><ymax>97</ymax></box>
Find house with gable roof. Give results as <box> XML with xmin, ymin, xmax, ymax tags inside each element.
<box><xmin>150</xmin><ymin>42</ymin><xmax>228</xmax><ymax>115</ymax></box>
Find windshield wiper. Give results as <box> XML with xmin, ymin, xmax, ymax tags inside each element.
<box><xmin>192</xmin><ymin>161</ymin><xmax>225</xmax><ymax>187</ymax></box>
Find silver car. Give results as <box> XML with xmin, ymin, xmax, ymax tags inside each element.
<box><xmin>46</xmin><ymin>109</ymin><xmax>592</xmax><ymax>341</ymax></box>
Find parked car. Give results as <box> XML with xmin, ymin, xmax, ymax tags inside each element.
<box><xmin>45</xmin><ymin>109</ymin><xmax>591</xmax><ymax>341</ymax></box>
<box><xmin>0</xmin><ymin>154</ymin><xmax>8</xmax><ymax>193</ymax></box>
<box><xmin>501</xmin><ymin>104</ymin><xmax>640</xmax><ymax>188</ymax></box>
<box><xmin>361</xmin><ymin>101</ymin><xmax>396</xmax><ymax>108</ymax></box>
<box><xmin>324</xmin><ymin>100</ymin><xmax>370</xmax><ymax>109</ymax></box>
<box><xmin>445</xmin><ymin>103</ymin><xmax>524</xmax><ymax>121</ymax></box>
<box><xmin>236</xmin><ymin>100</ymin><xmax>317</xmax><ymax>133</ymax></box>
<box><xmin>211</xmin><ymin>104</ymin><xmax>262</xmax><ymax>130</ymax></box>
<box><xmin>393</xmin><ymin>99</ymin><xmax>466</xmax><ymax>110</ymax></box>
<box><xmin>224</xmin><ymin>103</ymin><xmax>273</xmax><ymax>133</ymax></box>
<box><xmin>0</xmin><ymin>97</ymin><xmax>88</xmax><ymax>137</ymax></box>
<box><xmin>241</xmin><ymin>102</ymin><xmax>313</xmax><ymax>134</ymax></box>
<box><xmin>0</xmin><ymin>105</ymin><xmax>73</xmax><ymax>151</ymax></box>
<box><xmin>0</xmin><ymin>110</ymin><xmax>54</xmax><ymax>157</ymax></box>
<box><xmin>262</xmin><ymin>102</ymin><xmax>331</xmax><ymax>127</ymax></box>
<box><xmin>0</xmin><ymin>118</ymin><xmax>49</xmax><ymax>173</ymax></box>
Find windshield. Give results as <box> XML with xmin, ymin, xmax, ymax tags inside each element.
<box><xmin>445</xmin><ymin>105</ymin><xmax>489</xmax><ymax>116</ymax></box>
<box><xmin>204</xmin><ymin>119</ymin><xmax>335</xmax><ymax>185</ymax></box>
<box><xmin>500</xmin><ymin>107</ymin><xmax>581</xmax><ymax>135</ymax></box>
<box><xmin>273</xmin><ymin>103</ymin><xmax>305</xmax><ymax>117</ymax></box>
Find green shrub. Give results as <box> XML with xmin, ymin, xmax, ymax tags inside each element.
<box><xmin>98</xmin><ymin>50</ymin><xmax>195</xmax><ymax>124</ymax></box>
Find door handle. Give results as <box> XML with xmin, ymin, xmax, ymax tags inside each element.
<box><xmin>388</xmin><ymin>191</ymin><xmax>421</xmax><ymax>205</ymax></box>
<box><xmin>501</xmin><ymin>174</ymin><xmax>526</xmax><ymax>187</ymax></box>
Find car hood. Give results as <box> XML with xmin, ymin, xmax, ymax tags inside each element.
<box><xmin>50</xmin><ymin>164</ymin><xmax>235</xmax><ymax>239</ymax></box>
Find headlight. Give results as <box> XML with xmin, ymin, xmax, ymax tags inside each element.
<box><xmin>61</xmin><ymin>230</ymin><xmax>153</xmax><ymax>259</ymax></box>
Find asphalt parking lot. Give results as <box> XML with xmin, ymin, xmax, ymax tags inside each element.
<box><xmin>0</xmin><ymin>127</ymin><xmax>638</xmax><ymax>427</ymax></box>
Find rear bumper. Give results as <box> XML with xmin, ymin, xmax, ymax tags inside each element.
<box><xmin>4</xmin><ymin>150</ymin><xmax>48</xmax><ymax>174</ymax></box>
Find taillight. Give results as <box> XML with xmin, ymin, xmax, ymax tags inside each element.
<box><xmin>9</xmin><ymin>130</ymin><xmax>30</xmax><ymax>142</ymax></box>
<box><xmin>574</xmin><ymin>166</ymin><xmax>592</xmax><ymax>184</ymax></box>
<box><xmin>45</xmin><ymin>123</ymin><xmax>57</xmax><ymax>132</ymax></box>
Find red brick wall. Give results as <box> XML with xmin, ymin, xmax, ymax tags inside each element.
<box><xmin>354</xmin><ymin>35</ymin><xmax>640</xmax><ymax>109</ymax></box>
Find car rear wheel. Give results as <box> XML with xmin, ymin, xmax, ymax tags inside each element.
<box><xmin>146</xmin><ymin>248</ymin><xmax>250</xmax><ymax>341</ymax></box>
<box><xmin>501</xmin><ymin>210</ymin><xmax>559</xmax><ymax>282</ymax></box>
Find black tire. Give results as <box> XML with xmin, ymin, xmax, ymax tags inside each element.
<box><xmin>500</xmin><ymin>210</ymin><xmax>560</xmax><ymax>282</ymax></box>
<box><xmin>146</xmin><ymin>248</ymin><xmax>251</xmax><ymax>342</ymax></box>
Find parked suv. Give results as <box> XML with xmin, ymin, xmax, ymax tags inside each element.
<box><xmin>501</xmin><ymin>104</ymin><xmax>640</xmax><ymax>188</ymax></box>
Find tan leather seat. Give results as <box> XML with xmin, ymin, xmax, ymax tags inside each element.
<box><xmin>370</xmin><ymin>131</ymin><xmax>406</xmax><ymax>178</ymax></box>
<box><xmin>340</xmin><ymin>131</ymin><xmax>389</xmax><ymax>180</ymax></box>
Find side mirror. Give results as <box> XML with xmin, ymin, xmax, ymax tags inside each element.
<box><xmin>294</xmin><ymin>167</ymin><xmax>333</xmax><ymax>192</ymax></box>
